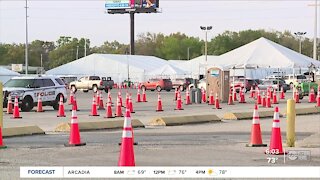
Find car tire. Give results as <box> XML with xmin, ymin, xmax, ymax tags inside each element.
<box><xmin>92</xmin><ymin>85</ymin><xmax>98</xmax><ymax>93</ymax></box>
<box><xmin>21</xmin><ymin>96</ymin><xmax>34</xmax><ymax>112</ymax></box>
<box><xmin>83</xmin><ymin>90</ymin><xmax>89</xmax><ymax>93</ymax></box>
<box><xmin>104</xmin><ymin>88</ymin><xmax>109</xmax><ymax>93</ymax></box>
<box><xmin>53</xmin><ymin>94</ymin><xmax>63</xmax><ymax>110</ymax></box>
<box><xmin>156</xmin><ymin>86</ymin><xmax>162</xmax><ymax>92</ymax></box>
<box><xmin>166</xmin><ymin>89</ymin><xmax>171</xmax><ymax>92</ymax></box>
<box><xmin>71</xmin><ymin>85</ymin><xmax>77</xmax><ymax>93</ymax></box>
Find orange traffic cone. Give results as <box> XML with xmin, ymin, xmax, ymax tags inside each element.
<box><xmin>214</xmin><ymin>93</ymin><xmax>222</xmax><ymax>109</ymax></box>
<box><xmin>36</xmin><ymin>94</ymin><xmax>44</xmax><ymax>112</ymax></box>
<box><xmin>118</xmin><ymin>108</ymin><xmax>135</xmax><ymax>166</ymax></box>
<box><xmin>64</xmin><ymin>105</ymin><xmax>86</xmax><ymax>147</ymax></box>
<box><xmin>272</xmin><ymin>90</ymin><xmax>278</xmax><ymax>104</ymax></box>
<box><xmin>316</xmin><ymin>86</ymin><xmax>320</xmax><ymax>107</ymax></box>
<box><xmin>89</xmin><ymin>96</ymin><xmax>99</xmax><ymax>116</ymax></box>
<box><xmin>98</xmin><ymin>91</ymin><xmax>105</xmax><ymax>110</ymax></box>
<box><xmin>308</xmin><ymin>88</ymin><xmax>316</xmax><ymax>103</ymax></box>
<box><xmin>73</xmin><ymin>96</ymin><xmax>79</xmax><ymax>111</ymax></box>
<box><xmin>261</xmin><ymin>92</ymin><xmax>266</xmax><ymax>108</ymax></box>
<box><xmin>11</xmin><ymin>96</ymin><xmax>22</xmax><ymax>119</ymax></box>
<box><xmin>266</xmin><ymin>91</ymin><xmax>272</xmax><ymax>108</ymax></box>
<box><xmin>266</xmin><ymin>106</ymin><xmax>286</xmax><ymax>155</ymax></box>
<box><xmin>174</xmin><ymin>92</ymin><xmax>184</xmax><ymax>110</ymax></box>
<box><xmin>0</xmin><ymin>126</ymin><xmax>7</xmax><ymax>149</ymax></box>
<box><xmin>125</xmin><ymin>92</ymin><xmax>129</xmax><ymax>108</ymax></box>
<box><xmin>208</xmin><ymin>90</ymin><xmax>214</xmax><ymax>105</ymax></box>
<box><xmin>294</xmin><ymin>88</ymin><xmax>300</xmax><ymax>103</ymax></box>
<box><xmin>239</xmin><ymin>87</ymin><xmax>246</xmax><ymax>103</ymax></box>
<box><xmin>136</xmin><ymin>88</ymin><xmax>141</xmax><ymax>103</ymax></box>
<box><xmin>279</xmin><ymin>87</ymin><xmax>285</xmax><ymax>100</ymax></box>
<box><xmin>174</xmin><ymin>88</ymin><xmax>178</xmax><ymax>101</ymax></box>
<box><xmin>256</xmin><ymin>89</ymin><xmax>262</xmax><ymax>104</ymax></box>
<box><xmin>68</xmin><ymin>90</ymin><xmax>74</xmax><ymax>105</ymax></box>
<box><xmin>104</xmin><ymin>99</ymin><xmax>114</xmax><ymax>118</ymax></box>
<box><xmin>185</xmin><ymin>89</ymin><xmax>191</xmax><ymax>105</ymax></box>
<box><xmin>128</xmin><ymin>93</ymin><xmax>135</xmax><ymax>113</ymax></box>
<box><xmin>247</xmin><ymin>104</ymin><xmax>267</xmax><ymax>147</ymax></box>
<box><xmin>115</xmin><ymin>96</ymin><xmax>123</xmax><ymax>117</ymax></box>
<box><xmin>6</xmin><ymin>95</ymin><xmax>13</xmax><ymax>114</ymax></box>
<box><xmin>108</xmin><ymin>91</ymin><xmax>113</xmax><ymax>105</ymax></box>
<box><xmin>57</xmin><ymin>95</ymin><xmax>66</xmax><ymax>117</ymax></box>
<box><xmin>228</xmin><ymin>91</ymin><xmax>234</xmax><ymax>105</ymax></box>
<box><xmin>201</xmin><ymin>88</ymin><xmax>207</xmax><ymax>103</ymax></box>
<box><xmin>249</xmin><ymin>86</ymin><xmax>254</xmax><ymax>98</ymax></box>
<box><xmin>233</xmin><ymin>89</ymin><xmax>238</xmax><ymax>101</ymax></box>
<box><xmin>156</xmin><ymin>93</ymin><xmax>163</xmax><ymax>112</ymax></box>
<box><xmin>142</xmin><ymin>88</ymin><xmax>147</xmax><ymax>102</ymax></box>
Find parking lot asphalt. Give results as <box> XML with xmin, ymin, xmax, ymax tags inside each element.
<box><xmin>2</xmin><ymin>89</ymin><xmax>319</xmax><ymax>132</ymax></box>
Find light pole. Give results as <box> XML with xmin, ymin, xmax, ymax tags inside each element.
<box><xmin>40</xmin><ymin>53</ymin><xmax>43</xmax><ymax>74</ymax></box>
<box><xmin>187</xmin><ymin>47</ymin><xmax>190</xmax><ymax>60</ymax></box>
<box><xmin>25</xmin><ymin>0</ymin><xmax>29</xmax><ymax>75</ymax></box>
<box><xmin>200</xmin><ymin>26</ymin><xmax>212</xmax><ymax>79</ymax></box>
<box><xmin>76</xmin><ymin>46</ymin><xmax>79</xmax><ymax>60</ymax></box>
<box><xmin>294</xmin><ymin>32</ymin><xmax>307</xmax><ymax>54</ymax></box>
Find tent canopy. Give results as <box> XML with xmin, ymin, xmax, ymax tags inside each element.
<box><xmin>146</xmin><ymin>64</ymin><xmax>190</xmax><ymax>76</ymax></box>
<box><xmin>218</xmin><ymin>37</ymin><xmax>320</xmax><ymax>69</ymax></box>
<box><xmin>0</xmin><ymin>67</ymin><xmax>20</xmax><ymax>76</ymax></box>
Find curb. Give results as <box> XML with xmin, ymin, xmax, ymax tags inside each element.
<box><xmin>147</xmin><ymin>114</ymin><xmax>221</xmax><ymax>126</ymax></box>
<box><xmin>3</xmin><ymin>126</ymin><xmax>45</xmax><ymax>137</ymax></box>
<box><xmin>223</xmin><ymin>111</ymin><xmax>277</xmax><ymax>120</ymax></box>
<box><xmin>55</xmin><ymin>119</ymin><xmax>145</xmax><ymax>132</ymax></box>
<box><xmin>282</xmin><ymin>107</ymin><xmax>320</xmax><ymax>116</ymax></box>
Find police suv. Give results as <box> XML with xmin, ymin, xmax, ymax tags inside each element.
<box><xmin>3</xmin><ymin>76</ymin><xmax>67</xmax><ymax>112</ymax></box>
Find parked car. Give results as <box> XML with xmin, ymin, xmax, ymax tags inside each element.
<box><xmin>230</xmin><ymin>78</ymin><xmax>258</xmax><ymax>92</ymax></box>
<box><xmin>258</xmin><ymin>79</ymin><xmax>290</xmax><ymax>92</ymax></box>
<box><xmin>171</xmin><ymin>78</ymin><xmax>193</xmax><ymax>91</ymax></box>
<box><xmin>188</xmin><ymin>78</ymin><xmax>206</xmax><ymax>90</ymax></box>
<box><xmin>57</xmin><ymin>75</ymin><xmax>77</xmax><ymax>88</ymax></box>
<box><xmin>69</xmin><ymin>76</ymin><xmax>113</xmax><ymax>93</ymax></box>
<box><xmin>284</xmin><ymin>74</ymin><xmax>307</xmax><ymax>87</ymax></box>
<box><xmin>141</xmin><ymin>78</ymin><xmax>173</xmax><ymax>92</ymax></box>
<box><xmin>3</xmin><ymin>75</ymin><xmax>67</xmax><ymax>112</ymax></box>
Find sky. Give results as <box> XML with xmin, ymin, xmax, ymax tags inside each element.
<box><xmin>0</xmin><ymin>0</ymin><xmax>319</xmax><ymax>47</ymax></box>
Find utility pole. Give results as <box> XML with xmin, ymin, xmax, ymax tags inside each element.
<box><xmin>200</xmin><ymin>26</ymin><xmax>212</xmax><ymax>77</ymax></box>
<box><xmin>84</xmin><ymin>39</ymin><xmax>87</xmax><ymax>57</ymax></box>
<box><xmin>309</xmin><ymin>0</ymin><xmax>319</xmax><ymax>60</ymax></box>
<box><xmin>76</xmin><ymin>46</ymin><xmax>79</xmax><ymax>60</ymax></box>
<box><xmin>25</xmin><ymin>0</ymin><xmax>29</xmax><ymax>75</ymax></box>
<box><xmin>187</xmin><ymin>47</ymin><xmax>190</xmax><ymax>60</ymax></box>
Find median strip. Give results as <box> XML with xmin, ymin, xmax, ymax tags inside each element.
<box><xmin>147</xmin><ymin>115</ymin><xmax>221</xmax><ymax>126</ymax></box>
<box><xmin>3</xmin><ymin>126</ymin><xmax>45</xmax><ymax>137</ymax></box>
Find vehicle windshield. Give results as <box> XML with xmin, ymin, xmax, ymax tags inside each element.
<box><xmin>4</xmin><ymin>79</ymin><xmax>35</xmax><ymax>88</ymax></box>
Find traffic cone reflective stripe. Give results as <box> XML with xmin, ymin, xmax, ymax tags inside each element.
<box><xmin>0</xmin><ymin>126</ymin><xmax>7</xmax><ymax>149</ymax></box>
<box><xmin>89</xmin><ymin>96</ymin><xmax>99</xmax><ymax>116</ymax></box>
<box><xmin>156</xmin><ymin>93</ymin><xmax>163</xmax><ymax>112</ymax></box>
<box><xmin>247</xmin><ymin>105</ymin><xmax>267</xmax><ymax>147</ymax></box>
<box><xmin>6</xmin><ymin>95</ymin><xmax>13</xmax><ymax>114</ymax></box>
<box><xmin>57</xmin><ymin>95</ymin><xmax>66</xmax><ymax>117</ymax></box>
<box><xmin>267</xmin><ymin>106</ymin><xmax>285</xmax><ymax>155</ymax></box>
<box><xmin>65</xmin><ymin>105</ymin><xmax>86</xmax><ymax>147</ymax></box>
<box><xmin>36</xmin><ymin>94</ymin><xmax>44</xmax><ymax>112</ymax></box>
<box><xmin>11</xmin><ymin>96</ymin><xmax>22</xmax><ymax>119</ymax></box>
<box><xmin>136</xmin><ymin>88</ymin><xmax>141</xmax><ymax>102</ymax></box>
<box><xmin>118</xmin><ymin>108</ymin><xmax>135</xmax><ymax>166</ymax></box>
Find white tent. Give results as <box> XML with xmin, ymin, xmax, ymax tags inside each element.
<box><xmin>218</xmin><ymin>37</ymin><xmax>320</xmax><ymax>69</ymax></box>
<box><xmin>46</xmin><ymin>54</ymin><xmax>175</xmax><ymax>82</ymax></box>
<box><xmin>145</xmin><ymin>64</ymin><xmax>190</xmax><ymax>79</ymax></box>
<box><xmin>0</xmin><ymin>67</ymin><xmax>20</xmax><ymax>83</ymax></box>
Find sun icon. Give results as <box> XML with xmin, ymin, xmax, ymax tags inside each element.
<box><xmin>208</xmin><ymin>169</ymin><xmax>213</xmax><ymax>175</ymax></box>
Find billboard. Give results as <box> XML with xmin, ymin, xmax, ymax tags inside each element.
<box><xmin>105</xmin><ymin>0</ymin><xmax>159</xmax><ymax>10</ymax></box>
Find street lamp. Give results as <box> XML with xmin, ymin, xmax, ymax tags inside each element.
<box><xmin>294</xmin><ymin>32</ymin><xmax>307</xmax><ymax>54</ymax></box>
<box><xmin>25</xmin><ymin>0</ymin><xmax>29</xmax><ymax>75</ymax></box>
<box><xmin>200</xmin><ymin>26</ymin><xmax>212</xmax><ymax>80</ymax></box>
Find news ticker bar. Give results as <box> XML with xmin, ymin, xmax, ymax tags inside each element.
<box><xmin>20</xmin><ymin>166</ymin><xmax>320</xmax><ymax>178</ymax></box>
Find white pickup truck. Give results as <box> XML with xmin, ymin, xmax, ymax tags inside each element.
<box><xmin>69</xmin><ymin>76</ymin><xmax>114</xmax><ymax>93</ymax></box>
